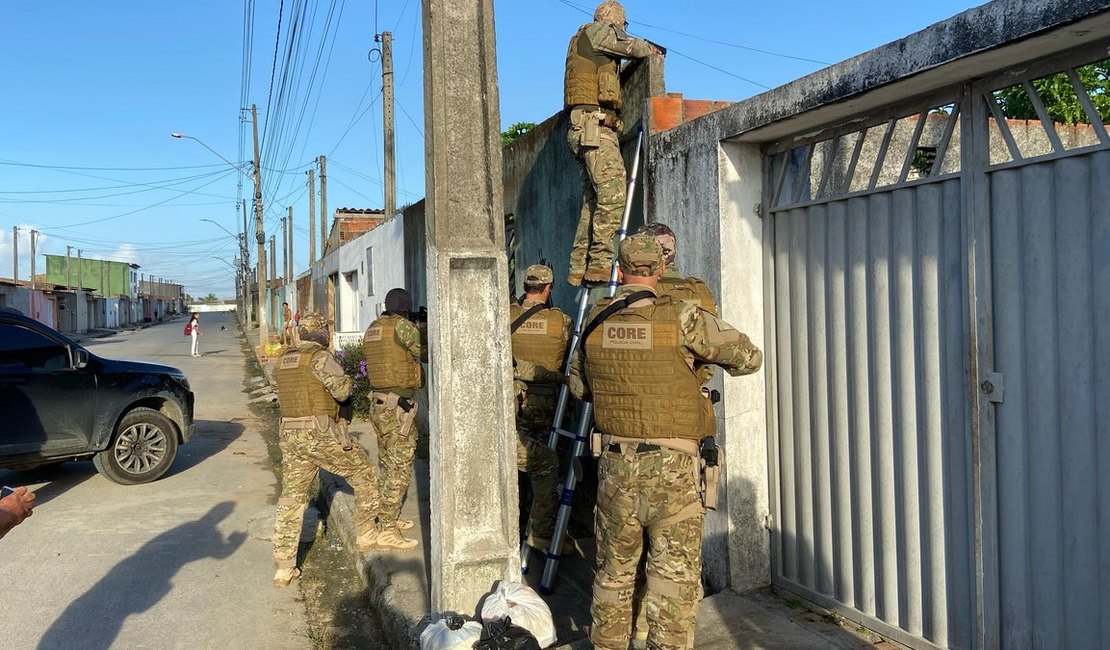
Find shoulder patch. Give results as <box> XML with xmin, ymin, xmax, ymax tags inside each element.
<box><xmin>602</xmin><ymin>322</ymin><xmax>654</xmax><ymax>350</ymax></box>
<box><xmin>364</xmin><ymin>326</ymin><xmax>383</xmax><ymax>342</ymax></box>
<box><xmin>280</xmin><ymin>352</ymin><xmax>302</xmax><ymax>369</ymax></box>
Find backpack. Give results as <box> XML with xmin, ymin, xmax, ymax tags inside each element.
<box><xmin>184</xmin><ymin>322</ymin><xmax>193</xmax><ymax>336</ymax></box>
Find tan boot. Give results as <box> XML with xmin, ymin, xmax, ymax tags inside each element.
<box><xmin>355</xmin><ymin>528</ymin><xmax>380</xmax><ymax>552</ymax></box>
<box><xmin>527</xmin><ymin>532</ymin><xmax>576</xmax><ymax>556</ymax></box>
<box><xmin>396</xmin><ymin>517</ymin><xmax>415</xmax><ymax>531</ymax></box>
<box><xmin>582</xmin><ymin>266</ymin><xmax>611</xmax><ymax>286</ymax></box>
<box><xmin>373</xmin><ymin>528</ymin><xmax>419</xmax><ymax>552</ymax></box>
<box><xmin>567</xmin><ymin>270</ymin><xmax>584</xmax><ymax>287</ymax></box>
<box><xmin>273</xmin><ymin>567</ymin><xmax>301</xmax><ymax>588</ymax></box>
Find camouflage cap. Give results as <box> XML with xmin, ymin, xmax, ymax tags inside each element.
<box><xmin>618</xmin><ymin>233</ymin><xmax>664</xmax><ymax>276</ymax></box>
<box><xmin>298</xmin><ymin>312</ymin><xmax>328</xmax><ymax>334</ymax></box>
<box><xmin>524</xmin><ymin>264</ymin><xmax>554</xmax><ymax>285</ymax></box>
<box><xmin>593</xmin><ymin>0</ymin><xmax>626</xmax><ymax>27</ymax></box>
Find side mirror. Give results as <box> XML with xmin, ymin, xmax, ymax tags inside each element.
<box><xmin>73</xmin><ymin>348</ymin><xmax>89</xmax><ymax>370</ymax></box>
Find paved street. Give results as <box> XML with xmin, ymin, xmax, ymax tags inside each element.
<box><xmin>0</xmin><ymin>312</ymin><xmax>309</xmax><ymax>649</ymax></box>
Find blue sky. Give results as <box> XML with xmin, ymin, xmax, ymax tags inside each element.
<box><xmin>0</xmin><ymin>0</ymin><xmax>982</xmax><ymax>299</ymax></box>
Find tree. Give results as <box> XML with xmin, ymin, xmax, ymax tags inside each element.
<box><xmin>202</xmin><ymin>292</ymin><xmax>220</xmax><ymax>304</ymax></box>
<box><xmin>996</xmin><ymin>59</ymin><xmax>1110</xmax><ymax>124</ymax></box>
<box><xmin>501</xmin><ymin>122</ymin><xmax>537</xmax><ymax>147</ymax></box>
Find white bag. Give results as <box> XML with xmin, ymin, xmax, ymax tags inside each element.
<box><xmin>419</xmin><ymin>614</ymin><xmax>483</xmax><ymax>650</ymax></box>
<box><xmin>479</xmin><ymin>581</ymin><xmax>556</xmax><ymax>648</ymax></box>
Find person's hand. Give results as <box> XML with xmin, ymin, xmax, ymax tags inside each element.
<box><xmin>0</xmin><ymin>487</ymin><xmax>35</xmax><ymax>539</ymax></box>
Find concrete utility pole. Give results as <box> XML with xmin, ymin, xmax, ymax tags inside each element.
<box><xmin>307</xmin><ymin>169</ymin><xmax>317</xmax><ymax>268</ymax></box>
<box><xmin>423</xmin><ymin>0</ymin><xmax>516</xmax><ymax>613</ymax></box>
<box><xmin>251</xmin><ymin>104</ymin><xmax>269</xmax><ymax>347</ymax></box>
<box><xmin>287</xmin><ymin>205</ymin><xmax>294</xmax><ymax>282</ymax></box>
<box><xmin>281</xmin><ymin>216</ymin><xmax>288</xmax><ymax>284</ymax></box>
<box><xmin>318</xmin><ymin>155</ymin><xmax>328</xmax><ymax>256</ymax></box>
<box><xmin>66</xmin><ymin>246</ymin><xmax>72</xmax><ymax>290</ymax></box>
<box><xmin>77</xmin><ymin>250</ymin><xmax>82</xmax><ymax>291</ymax></box>
<box><xmin>29</xmin><ymin>230</ymin><xmax>37</xmax><ymax>290</ymax></box>
<box><xmin>269</xmin><ymin>235</ymin><xmax>276</xmax><ymax>325</ymax></box>
<box><xmin>12</xmin><ymin>227</ymin><xmax>18</xmax><ymax>282</ymax></box>
<box><xmin>242</xmin><ymin>200</ymin><xmax>253</xmax><ymax>326</ymax></box>
<box><xmin>381</xmin><ymin>30</ymin><xmax>396</xmax><ymax>217</ymax></box>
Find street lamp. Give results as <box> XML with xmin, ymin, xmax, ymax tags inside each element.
<box><xmin>170</xmin><ymin>132</ymin><xmax>250</xmax><ymax>177</ymax></box>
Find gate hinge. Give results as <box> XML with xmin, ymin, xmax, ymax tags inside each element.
<box><xmin>754</xmin><ymin>202</ymin><xmax>765</xmax><ymax>219</ymax></box>
<box><xmin>762</xmin><ymin>513</ymin><xmax>773</xmax><ymax>530</ymax></box>
<box><xmin>981</xmin><ymin>372</ymin><xmax>1004</xmax><ymax>403</ymax></box>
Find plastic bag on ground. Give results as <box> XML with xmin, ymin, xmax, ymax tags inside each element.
<box><xmin>419</xmin><ymin>613</ymin><xmax>482</xmax><ymax>650</ymax></box>
<box><xmin>473</xmin><ymin>617</ymin><xmax>541</xmax><ymax>650</ymax></box>
<box><xmin>479</xmin><ymin>581</ymin><xmax>556</xmax><ymax>648</ymax></box>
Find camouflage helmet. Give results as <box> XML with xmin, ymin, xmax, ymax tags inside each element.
<box><xmin>618</xmin><ymin>233</ymin><xmax>664</xmax><ymax>277</ymax></box>
<box><xmin>298</xmin><ymin>312</ymin><xmax>328</xmax><ymax>335</ymax></box>
<box><xmin>593</xmin><ymin>0</ymin><xmax>626</xmax><ymax>27</ymax></box>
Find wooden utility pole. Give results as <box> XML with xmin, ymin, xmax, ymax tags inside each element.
<box><xmin>381</xmin><ymin>30</ymin><xmax>396</xmax><ymax>217</ymax></box>
<box><xmin>12</xmin><ymin>227</ymin><xmax>18</xmax><ymax>282</ymax></box>
<box><xmin>307</xmin><ymin>170</ymin><xmax>316</xmax><ymax>267</ymax></box>
<box><xmin>251</xmin><ymin>104</ymin><xmax>269</xmax><ymax>347</ymax></box>
<box><xmin>318</xmin><ymin>155</ymin><xmax>328</xmax><ymax>256</ymax></box>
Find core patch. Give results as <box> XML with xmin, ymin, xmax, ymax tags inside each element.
<box><xmin>364</xmin><ymin>326</ymin><xmax>383</xmax><ymax>342</ymax></box>
<box><xmin>517</xmin><ymin>319</ymin><xmax>549</xmax><ymax>335</ymax></box>
<box><xmin>602</xmin><ymin>322</ymin><xmax>654</xmax><ymax>350</ymax></box>
<box><xmin>279</xmin><ymin>353</ymin><xmax>302</xmax><ymax>369</ymax></box>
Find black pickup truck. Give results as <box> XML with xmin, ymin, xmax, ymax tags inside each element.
<box><xmin>0</xmin><ymin>309</ymin><xmax>195</xmax><ymax>484</ymax></box>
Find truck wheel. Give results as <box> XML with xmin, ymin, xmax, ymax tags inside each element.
<box><xmin>93</xmin><ymin>407</ymin><xmax>179</xmax><ymax>485</ymax></box>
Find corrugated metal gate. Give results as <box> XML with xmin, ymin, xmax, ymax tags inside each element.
<box><xmin>763</xmin><ymin>46</ymin><xmax>1110</xmax><ymax>649</ymax></box>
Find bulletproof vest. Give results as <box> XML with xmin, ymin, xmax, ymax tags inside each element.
<box><xmin>658</xmin><ymin>270</ymin><xmax>718</xmax><ymax>316</ymax></box>
<box><xmin>274</xmin><ymin>346</ymin><xmax>340</xmax><ymax>419</ymax></box>
<box><xmin>564</xmin><ymin>24</ymin><xmax>621</xmax><ymax>109</ymax></box>
<box><xmin>363</xmin><ymin>314</ymin><xmax>423</xmax><ymax>391</ymax></box>
<box><xmin>510</xmin><ymin>302</ymin><xmax>568</xmax><ymax>376</ymax></box>
<box><xmin>583</xmin><ymin>295</ymin><xmax>710</xmax><ymax>440</ymax></box>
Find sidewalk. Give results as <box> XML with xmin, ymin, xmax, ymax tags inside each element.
<box><xmin>317</xmin><ymin>421</ymin><xmax>889</xmax><ymax>649</ymax></box>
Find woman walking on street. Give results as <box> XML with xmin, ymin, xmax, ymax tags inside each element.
<box><xmin>188</xmin><ymin>313</ymin><xmax>202</xmax><ymax>357</ymax></box>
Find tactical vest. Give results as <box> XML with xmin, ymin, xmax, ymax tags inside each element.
<box><xmin>658</xmin><ymin>271</ymin><xmax>718</xmax><ymax>316</ymax></box>
<box><xmin>363</xmin><ymin>315</ymin><xmax>423</xmax><ymax>391</ymax></box>
<box><xmin>510</xmin><ymin>302</ymin><xmax>568</xmax><ymax>375</ymax></box>
<box><xmin>564</xmin><ymin>24</ymin><xmax>621</xmax><ymax>110</ymax></box>
<box><xmin>274</xmin><ymin>346</ymin><xmax>340</xmax><ymax>419</ymax></box>
<box><xmin>583</xmin><ymin>296</ymin><xmax>709</xmax><ymax>440</ymax></box>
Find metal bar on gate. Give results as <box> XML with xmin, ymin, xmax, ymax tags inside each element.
<box><xmin>843</xmin><ymin>129</ymin><xmax>867</xmax><ymax>193</ymax></box>
<box><xmin>982</xmin><ymin>90</ymin><xmax>1023</xmax><ymax>162</ymax></box>
<box><xmin>1067</xmin><ymin>69</ymin><xmax>1110</xmax><ymax>145</ymax></box>
<box><xmin>1021</xmin><ymin>80</ymin><xmax>1065</xmax><ymax>153</ymax></box>
<box><xmin>930</xmin><ymin>102</ymin><xmax>961</xmax><ymax>178</ymax></box>
<box><xmin>898</xmin><ymin>109</ymin><xmax>930</xmax><ymax>183</ymax></box>
<box><xmin>868</xmin><ymin>118</ymin><xmax>897</xmax><ymax>190</ymax></box>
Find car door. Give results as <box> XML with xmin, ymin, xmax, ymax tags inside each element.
<box><xmin>0</xmin><ymin>322</ymin><xmax>96</xmax><ymax>456</ymax></box>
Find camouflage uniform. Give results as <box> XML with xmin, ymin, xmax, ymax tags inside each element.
<box><xmin>363</xmin><ymin>312</ymin><xmax>426</xmax><ymax>531</ymax></box>
<box><xmin>564</xmin><ymin>1</ymin><xmax>655</xmax><ymax>285</ymax></box>
<box><xmin>273</xmin><ymin>337</ymin><xmax>379</xmax><ymax>572</ymax></box>
<box><xmin>510</xmin><ymin>265</ymin><xmax>574</xmax><ymax>544</ymax></box>
<box><xmin>569</xmin><ymin>235</ymin><xmax>762</xmax><ymax>650</ymax></box>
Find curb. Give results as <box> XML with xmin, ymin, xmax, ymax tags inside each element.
<box><xmin>320</xmin><ymin>470</ymin><xmax>426</xmax><ymax>649</ymax></box>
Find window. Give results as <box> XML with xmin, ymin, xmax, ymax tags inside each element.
<box><xmin>365</xmin><ymin>247</ymin><xmax>374</xmax><ymax>297</ymax></box>
<box><xmin>0</xmin><ymin>324</ymin><xmax>69</xmax><ymax>370</ymax></box>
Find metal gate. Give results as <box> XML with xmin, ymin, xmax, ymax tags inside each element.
<box><xmin>764</xmin><ymin>46</ymin><xmax>1110</xmax><ymax>649</ymax></box>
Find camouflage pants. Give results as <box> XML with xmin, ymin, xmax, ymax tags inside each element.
<box><xmin>517</xmin><ymin>433</ymin><xmax>559</xmax><ymax>540</ymax></box>
<box><xmin>567</xmin><ymin>117</ymin><xmax>626</xmax><ymax>277</ymax></box>
<box><xmin>274</xmin><ymin>425</ymin><xmax>379</xmax><ymax>570</ymax></box>
<box><xmin>591</xmin><ymin>445</ymin><xmax>705</xmax><ymax>650</ymax></box>
<box><xmin>369</xmin><ymin>397</ymin><xmax>418</xmax><ymax>528</ymax></box>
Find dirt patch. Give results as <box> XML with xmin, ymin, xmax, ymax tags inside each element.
<box><xmin>297</xmin><ymin>522</ymin><xmax>388</xmax><ymax>649</ymax></box>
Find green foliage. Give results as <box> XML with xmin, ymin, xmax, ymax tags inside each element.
<box><xmin>995</xmin><ymin>60</ymin><xmax>1110</xmax><ymax>124</ymax></box>
<box><xmin>501</xmin><ymin>121</ymin><xmax>537</xmax><ymax>147</ymax></box>
<box><xmin>202</xmin><ymin>292</ymin><xmax>220</xmax><ymax>303</ymax></box>
<box><xmin>334</xmin><ymin>343</ymin><xmax>372</xmax><ymax>419</ymax></box>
